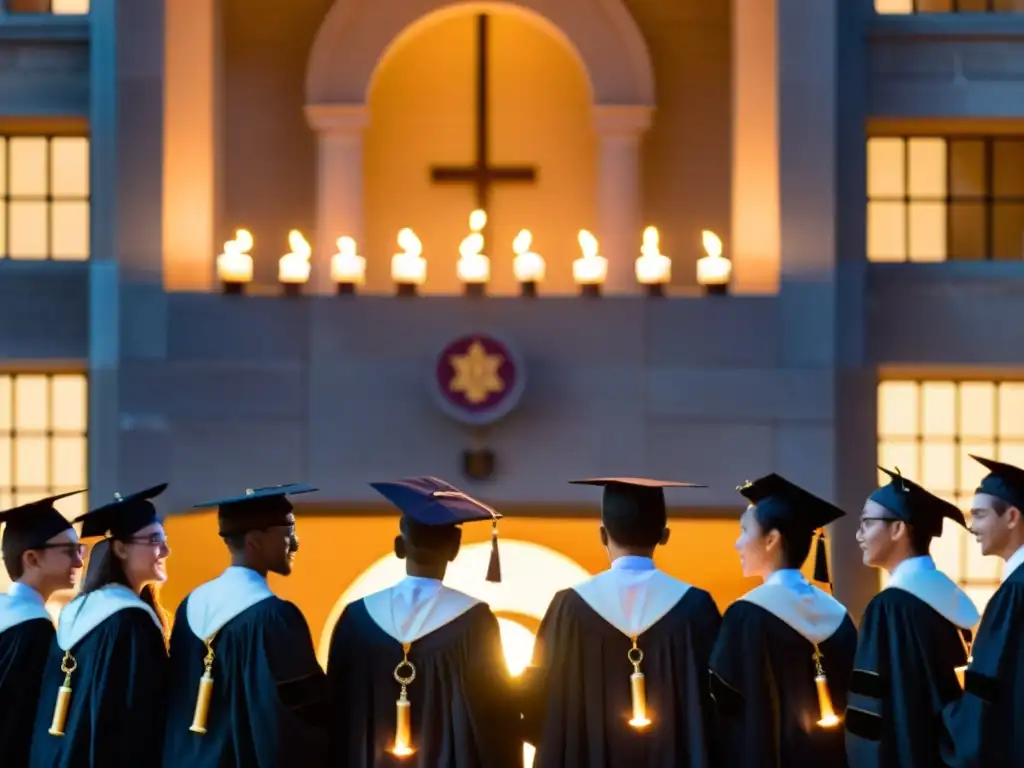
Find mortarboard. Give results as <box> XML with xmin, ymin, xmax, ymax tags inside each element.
<box><xmin>970</xmin><ymin>455</ymin><xmax>1024</xmax><ymax>513</ymax></box>
<box><xmin>74</xmin><ymin>483</ymin><xmax>167</xmax><ymax>539</ymax></box>
<box><xmin>569</xmin><ymin>477</ymin><xmax>704</xmax><ymax>521</ymax></box>
<box><xmin>369</xmin><ymin>476</ymin><xmax>503</xmax><ymax>583</ymax></box>
<box><xmin>192</xmin><ymin>483</ymin><xmax>318</xmax><ymax>537</ymax></box>
<box><xmin>0</xmin><ymin>490</ymin><xmax>81</xmax><ymax>553</ymax></box>
<box><xmin>737</xmin><ymin>473</ymin><xmax>846</xmax><ymax>586</ymax></box>
<box><xmin>869</xmin><ymin>466</ymin><xmax>966</xmax><ymax>538</ymax></box>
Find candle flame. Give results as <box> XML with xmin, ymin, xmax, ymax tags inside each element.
<box><xmin>225</xmin><ymin>228</ymin><xmax>253</xmax><ymax>255</ymax></box>
<box><xmin>513</xmin><ymin>229</ymin><xmax>532</xmax><ymax>256</ymax></box>
<box><xmin>397</xmin><ymin>228</ymin><xmax>423</xmax><ymax>258</ymax></box>
<box><xmin>578</xmin><ymin>229</ymin><xmax>598</xmax><ymax>259</ymax></box>
<box><xmin>336</xmin><ymin>236</ymin><xmax>357</xmax><ymax>258</ymax></box>
<box><xmin>459</xmin><ymin>232</ymin><xmax>485</xmax><ymax>260</ymax></box>
<box><xmin>642</xmin><ymin>226</ymin><xmax>659</xmax><ymax>252</ymax></box>
<box><xmin>702</xmin><ymin>230</ymin><xmax>722</xmax><ymax>259</ymax></box>
<box><xmin>287</xmin><ymin>230</ymin><xmax>311</xmax><ymax>260</ymax></box>
<box><xmin>469</xmin><ymin>209</ymin><xmax>487</xmax><ymax>232</ymax></box>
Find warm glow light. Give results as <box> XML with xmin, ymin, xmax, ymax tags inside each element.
<box><xmin>574</xmin><ymin>229</ymin><xmax>608</xmax><ymax>285</ymax></box>
<box><xmin>331</xmin><ymin>236</ymin><xmax>366</xmax><ymax>284</ymax></box>
<box><xmin>279</xmin><ymin>230</ymin><xmax>312</xmax><ymax>284</ymax></box>
<box><xmin>497</xmin><ymin>618</ymin><xmax>536</xmax><ymax>677</ymax></box>
<box><xmin>512</xmin><ymin>229</ymin><xmax>545</xmax><ymax>283</ymax></box>
<box><xmin>469</xmin><ymin>209</ymin><xmax>487</xmax><ymax>233</ymax></box>
<box><xmin>216</xmin><ymin>228</ymin><xmax>254</xmax><ymax>284</ymax></box>
<box><xmin>457</xmin><ymin>229</ymin><xmax>490</xmax><ymax>284</ymax></box>
<box><xmin>696</xmin><ymin>229</ymin><xmax>731</xmax><ymax>286</ymax></box>
<box><xmin>635</xmin><ymin>226</ymin><xmax>671</xmax><ymax>285</ymax></box>
<box><xmin>391</xmin><ymin>228</ymin><xmax>426</xmax><ymax>285</ymax></box>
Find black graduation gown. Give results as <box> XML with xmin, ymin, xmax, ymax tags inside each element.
<box><xmin>0</xmin><ymin>616</ymin><xmax>55</xmax><ymax>767</ymax></box>
<box><xmin>28</xmin><ymin>601</ymin><xmax>168</xmax><ymax>767</ymax></box>
<box><xmin>709</xmin><ymin>600</ymin><xmax>857</xmax><ymax>768</ymax></box>
<box><xmin>522</xmin><ymin>587</ymin><xmax>722</xmax><ymax>768</ymax></box>
<box><xmin>161</xmin><ymin>595</ymin><xmax>330</xmax><ymax>768</ymax></box>
<box><xmin>941</xmin><ymin>565</ymin><xmax>1024</xmax><ymax>767</ymax></box>
<box><xmin>845</xmin><ymin>588</ymin><xmax>971</xmax><ymax>767</ymax></box>
<box><xmin>327</xmin><ymin>599</ymin><xmax>521</xmax><ymax>768</ymax></box>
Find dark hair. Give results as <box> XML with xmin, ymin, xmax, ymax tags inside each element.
<box><xmin>222</xmin><ymin>532</ymin><xmax>247</xmax><ymax>553</ymax></box>
<box><xmin>603</xmin><ymin>509</ymin><xmax>666</xmax><ymax>549</ymax></box>
<box><xmin>907</xmin><ymin>524</ymin><xmax>932</xmax><ymax>557</ymax></box>
<box><xmin>753</xmin><ymin>507</ymin><xmax>812</xmax><ymax>570</ymax></box>
<box><xmin>1</xmin><ymin>541</ymin><xmax>25</xmax><ymax>582</ymax></box>
<box><xmin>82</xmin><ymin>539</ymin><xmax>169</xmax><ymax>637</ymax></box>
<box><xmin>399</xmin><ymin>517</ymin><xmax>461</xmax><ymax>564</ymax></box>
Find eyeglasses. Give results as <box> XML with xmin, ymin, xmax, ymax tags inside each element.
<box><xmin>32</xmin><ymin>543</ymin><xmax>87</xmax><ymax>558</ymax></box>
<box><xmin>124</xmin><ymin>534</ymin><xmax>169</xmax><ymax>548</ymax></box>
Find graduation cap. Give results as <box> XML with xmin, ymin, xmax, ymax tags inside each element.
<box><xmin>0</xmin><ymin>490</ymin><xmax>81</xmax><ymax>558</ymax></box>
<box><xmin>74</xmin><ymin>484</ymin><xmax>167</xmax><ymax>539</ymax></box>
<box><xmin>369</xmin><ymin>476</ymin><xmax>503</xmax><ymax>583</ymax></box>
<box><xmin>737</xmin><ymin>473</ymin><xmax>846</xmax><ymax>586</ymax></box>
<box><xmin>869</xmin><ymin>466</ymin><xmax>966</xmax><ymax>538</ymax></box>
<box><xmin>970</xmin><ymin>455</ymin><xmax>1024</xmax><ymax>513</ymax></box>
<box><xmin>569</xmin><ymin>477</ymin><xmax>704</xmax><ymax>522</ymax></box>
<box><xmin>192</xmin><ymin>483</ymin><xmax>318</xmax><ymax>537</ymax></box>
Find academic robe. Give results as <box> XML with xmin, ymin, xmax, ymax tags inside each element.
<box><xmin>522</xmin><ymin>560</ymin><xmax>723</xmax><ymax>768</ymax></box>
<box><xmin>709</xmin><ymin>569</ymin><xmax>858</xmax><ymax>768</ymax></box>
<box><xmin>327</xmin><ymin>577</ymin><xmax>522</xmax><ymax>767</ymax></box>
<box><xmin>28</xmin><ymin>584</ymin><xmax>169</xmax><ymax>768</ymax></box>
<box><xmin>940</xmin><ymin>552</ymin><xmax>1024</xmax><ymax>767</ymax></box>
<box><xmin>161</xmin><ymin>566</ymin><xmax>330</xmax><ymax>768</ymax></box>
<box><xmin>845</xmin><ymin>556</ymin><xmax>979</xmax><ymax>768</ymax></box>
<box><xmin>0</xmin><ymin>583</ymin><xmax>56</xmax><ymax>768</ymax></box>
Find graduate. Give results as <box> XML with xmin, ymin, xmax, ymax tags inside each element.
<box><xmin>709</xmin><ymin>473</ymin><xmax>857</xmax><ymax>768</ymax></box>
<box><xmin>326</xmin><ymin>476</ymin><xmax>521</xmax><ymax>767</ymax></box>
<box><xmin>941</xmin><ymin>455</ymin><xmax>1024</xmax><ymax>766</ymax></box>
<box><xmin>845</xmin><ymin>467</ymin><xmax>979</xmax><ymax>767</ymax></box>
<box><xmin>522</xmin><ymin>477</ymin><xmax>722</xmax><ymax>768</ymax></box>
<box><xmin>29</xmin><ymin>483</ymin><xmax>172</xmax><ymax>768</ymax></box>
<box><xmin>0</xmin><ymin>491</ymin><xmax>86</xmax><ymax>767</ymax></box>
<box><xmin>161</xmin><ymin>483</ymin><xmax>331</xmax><ymax>768</ymax></box>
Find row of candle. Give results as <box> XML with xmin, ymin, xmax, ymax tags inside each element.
<box><xmin>215</xmin><ymin>211</ymin><xmax>733</xmax><ymax>297</ymax></box>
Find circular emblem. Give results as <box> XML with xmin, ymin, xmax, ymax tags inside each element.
<box><xmin>431</xmin><ymin>333</ymin><xmax>526</xmax><ymax>426</ymax></box>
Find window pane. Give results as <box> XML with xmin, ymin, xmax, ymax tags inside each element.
<box><xmin>959</xmin><ymin>382</ymin><xmax>995</xmax><ymax>438</ymax></box>
<box><xmin>51</xmin><ymin>138</ymin><xmax>89</xmax><ymax>197</ymax></box>
<box><xmin>922</xmin><ymin>441</ymin><xmax>956</xmax><ymax>491</ymax></box>
<box><xmin>50</xmin><ymin>201</ymin><xmax>89</xmax><ymax>260</ymax></box>
<box><xmin>997</xmin><ymin>442</ymin><xmax>1024</xmax><ymax>470</ymax></box>
<box><xmin>14</xmin><ymin>375</ymin><xmax>48</xmax><ymax>431</ymax></box>
<box><xmin>9</xmin><ymin>138</ymin><xmax>47</xmax><ymax>197</ymax></box>
<box><xmin>51</xmin><ymin>437</ymin><xmax>85</xmax><ymax>487</ymax></box>
<box><xmin>8</xmin><ymin>201</ymin><xmax>48</xmax><ymax>259</ymax></box>
<box><xmin>875</xmin><ymin>0</ymin><xmax>914</xmax><ymax>11</ymax></box>
<box><xmin>52</xmin><ymin>0</ymin><xmax>90</xmax><ymax>14</ymax></box>
<box><xmin>908</xmin><ymin>138</ymin><xmax>947</xmax><ymax>198</ymax></box>
<box><xmin>909</xmin><ymin>202</ymin><xmax>947</xmax><ymax>262</ymax></box>
<box><xmin>0</xmin><ymin>138</ymin><xmax>6</xmax><ymax>197</ymax></box>
<box><xmin>998</xmin><ymin>383</ymin><xmax>1024</xmax><ymax>438</ymax></box>
<box><xmin>879</xmin><ymin>381</ymin><xmax>919</xmax><ymax>437</ymax></box>
<box><xmin>931</xmin><ymin>527</ymin><xmax>962</xmax><ymax>579</ymax></box>
<box><xmin>15</xmin><ymin>436</ymin><xmax>48</xmax><ymax>487</ymax></box>
<box><xmin>0</xmin><ymin>436</ymin><xmax>10</xmax><ymax>486</ymax></box>
<box><xmin>960</xmin><ymin>441</ymin><xmax>994</xmax><ymax>491</ymax></box>
<box><xmin>921</xmin><ymin>381</ymin><xmax>956</xmax><ymax>436</ymax></box>
<box><xmin>949</xmin><ymin>202</ymin><xmax>986</xmax><ymax>261</ymax></box>
<box><xmin>949</xmin><ymin>140</ymin><xmax>986</xmax><ymax>198</ymax></box>
<box><xmin>52</xmin><ymin>490</ymin><xmax>85</xmax><ymax>520</ymax></box>
<box><xmin>0</xmin><ymin>376</ymin><xmax>10</xmax><ymax>430</ymax></box>
<box><xmin>965</xmin><ymin>586</ymin><xmax>995</xmax><ymax>616</ymax></box>
<box><xmin>51</xmin><ymin>375</ymin><xmax>87</xmax><ymax>432</ymax></box>
<box><xmin>868</xmin><ymin>138</ymin><xmax>906</xmax><ymax>197</ymax></box>
<box><xmin>868</xmin><ymin>201</ymin><xmax>907</xmax><ymax>262</ymax></box>
<box><xmin>879</xmin><ymin>441</ymin><xmax>919</xmax><ymax>479</ymax></box>
<box><xmin>992</xmin><ymin>203</ymin><xmax>1024</xmax><ymax>261</ymax></box>
<box><xmin>965</xmin><ymin>543</ymin><xmax>1002</xmax><ymax>584</ymax></box>
<box><xmin>0</xmin><ymin>490</ymin><xmax>9</xmax><ymax>513</ymax></box>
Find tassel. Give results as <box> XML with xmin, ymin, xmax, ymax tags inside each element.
<box><xmin>813</xmin><ymin>644</ymin><xmax>840</xmax><ymax>728</ymax></box>
<box><xmin>391</xmin><ymin>643</ymin><xmax>416</xmax><ymax>758</ymax></box>
<box><xmin>190</xmin><ymin>634</ymin><xmax>218</xmax><ymax>734</ymax></box>
<box><xmin>955</xmin><ymin>629</ymin><xmax>972</xmax><ymax>689</ymax></box>
<box><xmin>627</xmin><ymin>637</ymin><xmax>650</xmax><ymax>728</ymax></box>
<box><xmin>48</xmin><ymin>651</ymin><xmax>77</xmax><ymax>737</ymax></box>
<box><xmin>486</xmin><ymin>520</ymin><xmax>501</xmax><ymax>583</ymax></box>
<box><xmin>813</xmin><ymin>529</ymin><xmax>831</xmax><ymax>589</ymax></box>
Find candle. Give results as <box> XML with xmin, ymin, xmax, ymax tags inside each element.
<box><xmin>457</xmin><ymin>210</ymin><xmax>490</xmax><ymax>296</ymax></box>
<box><xmin>635</xmin><ymin>226</ymin><xmax>671</xmax><ymax>293</ymax></box>
<box><xmin>331</xmin><ymin>236</ymin><xmax>365</xmax><ymax>291</ymax></box>
<box><xmin>574</xmin><ymin>230</ymin><xmax>607</xmax><ymax>297</ymax></box>
<box><xmin>696</xmin><ymin>229</ymin><xmax>731</xmax><ymax>294</ymax></box>
<box><xmin>278</xmin><ymin>230</ymin><xmax>311</xmax><ymax>286</ymax></box>
<box><xmin>512</xmin><ymin>229</ymin><xmax>545</xmax><ymax>283</ymax></box>
<box><xmin>391</xmin><ymin>227</ymin><xmax>426</xmax><ymax>296</ymax></box>
<box><xmin>216</xmin><ymin>228</ymin><xmax>254</xmax><ymax>293</ymax></box>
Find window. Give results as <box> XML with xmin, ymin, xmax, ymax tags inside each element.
<box><xmin>0</xmin><ymin>374</ymin><xmax>88</xmax><ymax>520</ymax></box>
<box><xmin>876</xmin><ymin>0</ymin><xmax>1024</xmax><ymax>11</ymax></box>
<box><xmin>877</xmin><ymin>380</ymin><xmax>1024</xmax><ymax>611</ymax></box>
<box><xmin>4</xmin><ymin>0</ymin><xmax>90</xmax><ymax>13</ymax></box>
<box><xmin>0</xmin><ymin>136</ymin><xmax>89</xmax><ymax>261</ymax></box>
<box><xmin>868</xmin><ymin>137</ymin><xmax>1024</xmax><ymax>262</ymax></box>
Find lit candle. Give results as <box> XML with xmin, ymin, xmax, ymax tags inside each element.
<box><xmin>331</xmin><ymin>236</ymin><xmax>365</xmax><ymax>295</ymax></box>
<box><xmin>574</xmin><ymin>230</ymin><xmax>607</xmax><ymax>298</ymax></box>
<box><xmin>391</xmin><ymin>228</ymin><xmax>426</xmax><ymax>297</ymax></box>
<box><xmin>216</xmin><ymin>228</ymin><xmax>254</xmax><ymax>294</ymax></box>
<box><xmin>635</xmin><ymin>226</ymin><xmax>671</xmax><ymax>297</ymax></box>
<box><xmin>696</xmin><ymin>230</ymin><xmax>731</xmax><ymax>295</ymax></box>
<box><xmin>278</xmin><ymin>229</ymin><xmax>311</xmax><ymax>295</ymax></box>
<box><xmin>512</xmin><ymin>229</ymin><xmax>545</xmax><ymax>298</ymax></box>
<box><xmin>456</xmin><ymin>209</ymin><xmax>490</xmax><ymax>296</ymax></box>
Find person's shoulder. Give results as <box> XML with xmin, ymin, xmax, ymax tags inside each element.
<box><xmin>680</xmin><ymin>585</ymin><xmax>721</xmax><ymax>614</ymax></box>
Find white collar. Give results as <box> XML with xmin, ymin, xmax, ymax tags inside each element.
<box><xmin>1003</xmin><ymin>544</ymin><xmax>1024</xmax><ymax>582</ymax></box>
<box><xmin>573</xmin><ymin>565</ymin><xmax>690</xmax><ymax>637</ymax></box>
<box><xmin>611</xmin><ymin>555</ymin><xmax>656</xmax><ymax>572</ymax></box>
<box><xmin>886</xmin><ymin>556</ymin><xmax>979</xmax><ymax>629</ymax></box>
<box><xmin>57</xmin><ymin>584</ymin><xmax>161</xmax><ymax>650</ymax></box>
<box><xmin>186</xmin><ymin>566</ymin><xmax>275</xmax><ymax>640</ymax></box>
<box><xmin>740</xmin><ymin>569</ymin><xmax>847</xmax><ymax>644</ymax></box>
<box><xmin>363</xmin><ymin>579</ymin><xmax>480</xmax><ymax>644</ymax></box>
<box><xmin>0</xmin><ymin>582</ymin><xmax>52</xmax><ymax>633</ymax></box>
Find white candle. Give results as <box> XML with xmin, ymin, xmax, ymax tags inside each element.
<box><xmin>391</xmin><ymin>228</ymin><xmax>426</xmax><ymax>285</ymax></box>
<box><xmin>635</xmin><ymin>226</ymin><xmax>671</xmax><ymax>285</ymax></box>
<box><xmin>457</xmin><ymin>210</ymin><xmax>490</xmax><ymax>284</ymax></box>
<box><xmin>574</xmin><ymin>230</ymin><xmax>608</xmax><ymax>285</ymax></box>
<box><xmin>278</xmin><ymin>230</ymin><xmax>311</xmax><ymax>284</ymax></box>
<box><xmin>512</xmin><ymin>229</ymin><xmax>545</xmax><ymax>283</ymax></box>
<box><xmin>217</xmin><ymin>228</ymin><xmax>254</xmax><ymax>284</ymax></box>
<box><xmin>331</xmin><ymin>236</ymin><xmax>366</xmax><ymax>284</ymax></box>
<box><xmin>696</xmin><ymin>229</ymin><xmax>731</xmax><ymax>286</ymax></box>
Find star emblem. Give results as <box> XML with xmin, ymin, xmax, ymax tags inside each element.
<box><xmin>449</xmin><ymin>340</ymin><xmax>505</xmax><ymax>404</ymax></box>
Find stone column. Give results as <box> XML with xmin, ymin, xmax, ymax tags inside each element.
<box><xmin>305</xmin><ymin>104</ymin><xmax>370</xmax><ymax>295</ymax></box>
<box><xmin>593</xmin><ymin>105</ymin><xmax>652</xmax><ymax>295</ymax></box>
